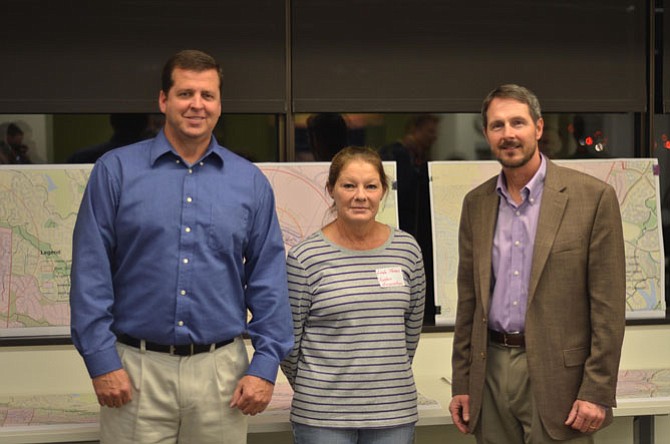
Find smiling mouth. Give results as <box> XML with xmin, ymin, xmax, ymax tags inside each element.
<box><xmin>500</xmin><ymin>142</ymin><xmax>520</xmax><ymax>150</ymax></box>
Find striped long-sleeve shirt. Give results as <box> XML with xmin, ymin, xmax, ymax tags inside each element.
<box><xmin>281</xmin><ymin>227</ymin><xmax>426</xmax><ymax>428</ymax></box>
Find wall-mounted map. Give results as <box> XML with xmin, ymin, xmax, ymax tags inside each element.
<box><xmin>0</xmin><ymin>163</ymin><xmax>398</xmax><ymax>339</ymax></box>
<box><xmin>0</xmin><ymin>166</ymin><xmax>90</xmax><ymax>338</ymax></box>
<box><xmin>430</xmin><ymin>159</ymin><xmax>665</xmax><ymax>326</ymax></box>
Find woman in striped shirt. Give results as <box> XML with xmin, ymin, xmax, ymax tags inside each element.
<box><xmin>281</xmin><ymin>146</ymin><xmax>426</xmax><ymax>444</ymax></box>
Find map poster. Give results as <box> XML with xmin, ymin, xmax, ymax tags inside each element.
<box><xmin>0</xmin><ymin>162</ymin><xmax>397</xmax><ymax>339</ymax></box>
<box><xmin>0</xmin><ymin>165</ymin><xmax>92</xmax><ymax>338</ymax></box>
<box><xmin>429</xmin><ymin>159</ymin><xmax>665</xmax><ymax>326</ymax></box>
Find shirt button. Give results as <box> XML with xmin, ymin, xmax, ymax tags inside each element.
<box><xmin>199</xmin><ymin>162</ymin><xmax>204</xmax><ymax>166</ymax></box>
<box><xmin>513</xmin><ymin>270</ymin><xmax>519</xmax><ymax>276</ymax></box>
<box><xmin>188</xmin><ymin>169</ymin><xmax>193</xmax><ymax>174</ymax></box>
<box><xmin>178</xmin><ymin>321</ymin><xmax>184</xmax><ymax>327</ymax></box>
<box><xmin>183</xmin><ymin>258</ymin><xmax>189</xmax><ymax>264</ymax></box>
<box><xmin>529</xmin><ymin>197</ymin><xmax>535</xmax><ymax>203</ymax></box>
<box><xmin>514</xmin><ymin>240</ymin><xmax>520</xmax><ymax>246</ymax></box>
<box><xmin>186</xmin><ymin>197</ymin><xmax>192</xmax><ymax>203</ymax></box>
<box><xmin>513</xmin><ymin>301</ymin><xmax>518</xmax><ymax>306</ymax></box>
<box><xmin>515</xmin><ymin>210</ymin><xmax>521</xmax><ymax>216</ymax></box>
<box><xmin>180</xmin><ymin>290</ymin><xmax>186</xmax><ymax>296</ymax></box>
<box><xmin>176</xmin><ymin>160</ymin><xmax>181</xmax><ymax>164</ymax></box>
<box><xmin>185</xmin><ymin>227</ymin><xmax>191</xmax><ymax>233</ymax></box>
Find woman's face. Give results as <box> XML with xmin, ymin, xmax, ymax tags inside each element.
<box><xmin>329</xmin><ymin>159</ymin><xmax>384</xmax><ymax>226</ymax></box>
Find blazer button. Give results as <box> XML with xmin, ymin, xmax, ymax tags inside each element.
<box><xmin>482</xmin><ymin>317</ymin><xmax>487</xmax><ymax>323</ymax></box>
<box><xmin>480</xmin><ymin>352</ymin><xmax>486</xmax><ymax>359</ymax></box>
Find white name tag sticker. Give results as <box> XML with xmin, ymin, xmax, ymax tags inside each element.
<box><xmin>376</xmin><ymin>267</ymin><xmax>406</xmax><ymax>287</ymax></box>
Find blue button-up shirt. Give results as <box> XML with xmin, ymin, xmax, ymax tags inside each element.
<box><xmin>489</xmin><ymin>155</ymin><xmax>547</xmax><ymax>333</ymax></box>
<box><xmin>70</xmin><ymin>130</ymin><xmax>293</xmax><ymax>381</ymax></box>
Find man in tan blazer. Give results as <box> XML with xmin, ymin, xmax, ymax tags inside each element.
<box><xmin>449</xmin><ymin>84</ymin><xmax>626</xmax><ymax>443</ymax></box>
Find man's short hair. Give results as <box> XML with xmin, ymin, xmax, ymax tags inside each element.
<box><xmin>161</xmin><ymin>49</ymin><xmax>223</xmax><ymax>95</ymax></box>
<box><xmin>405</xmin><ymin>114</ymin><xmax>439</xmax><ymax>134</ymax></box>
<box><xmin>6</xmin><ymin>123</ymin><xmax>23</xmax><ymax>137</ymax></box>
<box><xmin>481</xmin><ymin>84</ymin><xmax>542</xmax><ymax>129</ymax></box>
<box><xmin>307</xmin><ymin>113</ymin><xmax>348</xmax><ymax>161</ymax></box>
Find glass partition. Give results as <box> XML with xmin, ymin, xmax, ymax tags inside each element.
<box><xmin>0</xmin><ymin>114</ymin><xmax>280</xmax><ymax>164</ymax></box>
<box><xmin>294</xmin><ymin>112</ymin><xmax>635</xmax><ymax>162</ymax></box>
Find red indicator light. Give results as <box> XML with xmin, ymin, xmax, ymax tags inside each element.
<box><xmin>585</xmin><ymin>136</ymin><xmax>593</xmax><ymax>146</ymax></box>
<box><xmin>665</xmin><ymin>140</ymin><xmax>670</xmax><ymax>149</ymax></box>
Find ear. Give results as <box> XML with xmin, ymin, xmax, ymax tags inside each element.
<box><xmin>482</xmin><ymin>125</ymin><xmax>490</xmax><ymax>146</ymax></box>
<box><xmin>158</xmin><ymin>90</ymin><xmax>167</xmax><ymax>114</ymax></box>
<box><xmin>535</xmin><ymin>117</ymin><xmax>544</xmax><ymax>141</ymax></box>
<box><xmin>481</xmin><ymin>118</ymin><xmax>489</xmax><ymax>138</ymax></box>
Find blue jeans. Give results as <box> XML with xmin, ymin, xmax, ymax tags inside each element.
<box><xmin>292</xmin><ymin>422</ymin><xmax>415</xmax><ymax>444</ymax></box>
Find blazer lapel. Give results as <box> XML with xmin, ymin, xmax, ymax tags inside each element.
<box><xmin>475</xmin><ymin>180</ymin><xmax>500</xmax><ymax>315</ymax></box>
<box><xmin>528</xmin><ymin>162</ymin><xmax>568</xmax><ymax>305</ymax></box>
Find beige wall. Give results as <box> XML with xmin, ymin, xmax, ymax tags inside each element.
<box><xmin>2</xmin><ymin>325</ymin><xmax>669</xmax><ymax>443</ymax></box>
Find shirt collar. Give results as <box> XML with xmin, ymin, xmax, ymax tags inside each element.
<box><xmin>149</xmin><ymin>129</ymin><xmax>225</xmax><ymax>168</ymax></box>
<box><xmin>496</xmin><ymin>153</ymin><xmax>547</xmax><ymax>203</ymax></box>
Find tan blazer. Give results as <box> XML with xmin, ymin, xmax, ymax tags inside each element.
<box><xmin>451</xmin><ymin>160</ymin><xmax>626</xmax><ymax>440</ymax></box>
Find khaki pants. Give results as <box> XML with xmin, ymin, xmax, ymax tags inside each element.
<box><xmin>475</xmin><ymin>343</ymin><xmax>593</xmax><ymax>444</ymax></box>
<box><xmin>100</xmin><ymin>337</ymin><xmax>248</xmax><ymax>444</ymax></box>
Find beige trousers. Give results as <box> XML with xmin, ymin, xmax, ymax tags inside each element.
<box><xmin>100</xmin><ymin>337</ymin><xmax>248</xmax><ymax>444</ymax></box>
<box><xmin>475</xmin><ymin>343</ymin><xmax>594</xmax><ymax>444</ymax></box>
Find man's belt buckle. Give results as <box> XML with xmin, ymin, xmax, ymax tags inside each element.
<box><xmin>504</xmin><ymin>335</ymin><xmax>521</xmax><ymax>348</ymax></box>
<box><xmin>169</xmin><ymin>344</ymin><xmax>195</xmax><ymax>356</ymax></box>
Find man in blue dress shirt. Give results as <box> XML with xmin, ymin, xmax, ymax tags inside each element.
<box><xmin>70</xmin><ymin>49</ymin><xmax>293</xmax><ymax>443</ymax></box>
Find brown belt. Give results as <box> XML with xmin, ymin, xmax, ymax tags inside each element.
<box><xmin>117</xmin><ymin>333</ymin><xmax>234</xmax><ymax>356</ymax></box>
<box><xmin>489</xmin><ymin>329</ymin><xmax>525</xmax><ymax>348</ymax></box>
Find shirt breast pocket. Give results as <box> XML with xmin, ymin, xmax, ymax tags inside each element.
<box><xmin>207</xmin><ymin>204</ymin><xmax>249</xmax><ymax>253</ymax></box>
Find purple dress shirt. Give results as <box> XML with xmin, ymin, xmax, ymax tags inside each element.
<box><xmin>489</xmin><ymin>155</ymin><xmax>547</xmax><ymax>333</ymax></box>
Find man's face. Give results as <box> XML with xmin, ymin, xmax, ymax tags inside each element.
<box><xmin>159</xmin><ymin>68</ymin><xmax>222</xmax><ymax>147</ymax></box>
<box><xmin>6</xmin><ymin>132</ymin><xmax>23</xmax><ymax>148</ymax></box>
<box><xmin>484</xmin><ymin>97</ymin><xmax>543</xmax><ymax>169</ymax></box>
<box><xmin>538</xmin><ymin>126</ymin><xmax>562</xmax><ymax>158</ymax></box>
<box><xmin>414</xmin><ymin>121</ymin><xmax>438</xmax><ymax>152</ymax></box>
